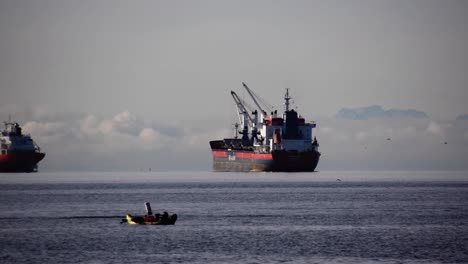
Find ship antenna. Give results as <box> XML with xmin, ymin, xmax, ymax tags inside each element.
<box><xmin>284</xmin><ymin>88</ymin><xmax>291</xmax><ymax>112</ymax></box>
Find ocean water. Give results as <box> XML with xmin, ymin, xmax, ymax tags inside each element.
<box><xmin>0</xmin><ymin>171</ymin><xmax>467</xmax><ymax>264</ymax></box>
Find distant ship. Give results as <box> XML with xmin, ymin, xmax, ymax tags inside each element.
<box><xmin>0</xmin><ymin>120</ymin><xmax>45</xmax><ymax>172</ymax></box>
<box><xmin>209</xmin><ymin>83</ymin><xmax>320</xmax><ymax>172</ymax></box>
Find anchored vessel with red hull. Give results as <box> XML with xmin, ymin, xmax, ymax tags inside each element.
<box><xmin>210</xmin><ymin>83</ymin><xmax>320</xmax><ymax>172</ymax></box>
<box><xmin>0</xmin><ymin>121</ymin><xmax>45</xmax><ymax>172</ymax></box>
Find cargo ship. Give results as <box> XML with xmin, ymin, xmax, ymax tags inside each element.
<box><xmin>209</xmin><ymin>83</ymin><xmax>320</xmax><ymax>172</ymax></box>
<box><xmin>0</xmin><ymin>120</ymin><xmax>45</xmax><ymax>172</ymax></box>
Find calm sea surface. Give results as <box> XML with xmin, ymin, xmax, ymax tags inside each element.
<box><xmin>0</xmin><ymin>171</ymin><xmax>467</xmax><ymax>264</ymax></box>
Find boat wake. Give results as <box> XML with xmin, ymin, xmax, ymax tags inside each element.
<box><xmin>0</xmin><ymin>215</ymin><xmax>124</xmax><ymax>220</ymax></box>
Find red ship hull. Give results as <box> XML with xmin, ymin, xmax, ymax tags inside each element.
<box><xmin>212</xmin><ymin>149</ymin><xmax>320</xmax><ymax>172</ymax></box>
<box><xmin>0</xmin><ymin>152</ymin><xmax>46</xmax><ymax>172</ymax></box>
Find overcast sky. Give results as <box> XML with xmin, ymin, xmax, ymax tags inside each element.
<box><xmin>1</xmin><ymin>0</ymin><xmax>467</xmax><ymax>171</ymax></box>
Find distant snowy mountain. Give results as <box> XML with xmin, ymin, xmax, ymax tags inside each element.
<box><xmin>336</xmin><ymin>105</ymin><xmax>428</xmax><ymax>120</ymax></box>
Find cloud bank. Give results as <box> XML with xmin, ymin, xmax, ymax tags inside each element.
<box><xmin>457</xmin><ymin>114</ymin><xmax>468</xmax><ymax>121</ymax></box>
<box><xmin>1</xmin><ymin>106</ymin><xmax>228</xmax><ymax>171</ymax></box>
<box><xmin>316</xmin><ymin>116</ymin><xmax>468</xmax><ymax>170</ymax></box>
<box><xmin>2</xmin><ymin>105</ymin><xmax>468</xmax><ymax>171</ymax></box>
<box><xmin>336</xmin><ymin>105</ymin><xmax>428</xmax><ymax>120</ymax></box>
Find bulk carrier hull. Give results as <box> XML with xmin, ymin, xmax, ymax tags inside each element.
<box><xmin>211</xmin><ymin>145</ymin><xmax>320</xmax><ymax>172</ymax></box>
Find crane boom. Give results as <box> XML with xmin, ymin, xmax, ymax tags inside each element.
<box><xmin>242</xmin><ymin>82</ymin><xmax>267</xmax><ymax>117</ymax></box>
<box><xmin>231</xmin><ymin>91</ymin><xmax>254</xmax><ymax>128</ymax></box>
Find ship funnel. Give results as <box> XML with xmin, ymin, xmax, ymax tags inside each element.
<box><xmin>145</xmin><ymin>202</ymin><xmax>153</xmax><ymax>215</ymax></box>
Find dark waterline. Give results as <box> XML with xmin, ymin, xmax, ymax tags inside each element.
<box><xmin>0</xmin><ymin>172</ymin><xmax>467</xmax><ymax>263</ymax></box>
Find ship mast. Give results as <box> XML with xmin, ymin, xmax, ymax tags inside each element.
<box><xmin>284</xmin><ymin>88</ymin><xmax>291</xmax><ymax>112</ymax></box>
<box><xmin>233</xmin><ymin>123</ymin><xmax>239</xmax><ymax>139</ymax></box>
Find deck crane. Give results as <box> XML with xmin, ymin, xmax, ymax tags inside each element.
<box><xmin>242</xmin><ymin>82</ymin><xmax>267</xmax><ymax>119</ymax></box>
<box><xmin>231</xmin><ymin>91</ymin><xmax>259</xmax><ymax>145</ymax></box>
<box><xmin>231</xmin><ymin>90</ymin><xmax>253</xmax><ymax>128</ymax></box>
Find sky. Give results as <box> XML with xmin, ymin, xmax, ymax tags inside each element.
<box><xmin>1</xmin><ymin>0</ymin><xmax>467</xmax><ymax>171</ymax></box>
